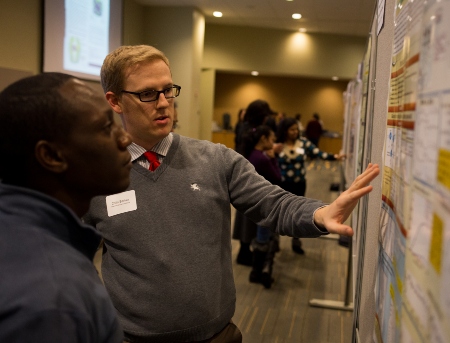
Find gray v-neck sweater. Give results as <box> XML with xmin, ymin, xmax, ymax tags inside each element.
<box><xmin>85</xmin><ymin>133</ymin><xmax>326</xmax><ymax>342</ymax></box>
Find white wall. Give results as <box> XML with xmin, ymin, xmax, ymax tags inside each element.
<box><xmin>143</xmin><ymin>6</ymin><xmax>204</xmax><ymax>139</ymax></box>
<box><xmin>203</xmin><ymin>24</ymin><xmax>368</xmax><ymax>80</ymax></box>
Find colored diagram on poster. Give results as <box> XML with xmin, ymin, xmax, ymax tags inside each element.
<box><xmin>399</xmin><ymin>128</ymin><xmax>414</xmax><ymax>186</ymax></box>
<box><xmin>429</xmin><ymin>301</ymin><xmax>448</xmax><ymax>343</ymax></box>
<box><xmin>412</xmin><ymin>95</ymin><xmax>439</xmax><ymax>187</ymax></box>
<box><xmin>408</xmin><ymin>190</ymin><xmax>432</xmax><ymax>266</ymax></box>
<box><xmin>438</xmin><ymin>91</ymin><xmax>450</xmax><ymax>151</ymax></box>
<box><xmin>385</xmin><ymin>127</ymin><xmax>396</xmax><ymax>169</ymax></box>
<box><xmin>441</xmin><ymin>212</ymin><xmax>450</xmax><ymax>318</ymax></box>
<box><xmin>379</xmin><ymin>203</ymin><xmax>404</xmax><ymax>259</ymax></box>
<box><xmin>375</xmin><ymin>248</ymin><xmax>404</xmax><ymax>343</ymax></box>
<box><xmin>403</xmin><ymin>272</ymin><xmax>429</xmax><ymax>334</ymax></box>
<box><xmin>418</xmin><ymin>1</ymin><xmax>450</xmax><ymax>93</ymax></box>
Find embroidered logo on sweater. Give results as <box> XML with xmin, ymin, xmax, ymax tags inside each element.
<box><xmin>190</xmin><ymin>183</ymin><xmax>201</xmax><ymax>191</ymax></box>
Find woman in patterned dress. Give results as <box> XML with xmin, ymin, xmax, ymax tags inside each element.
<box><xmin>276</xmin><ymin>117</ymin><xmax>342</xmax><ymax>254</ymax></box>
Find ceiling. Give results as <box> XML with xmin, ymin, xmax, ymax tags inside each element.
<box><xmin>135</xmin><ymin>0</ymin><xmax>377</xmax><ymax>37</ymax></box>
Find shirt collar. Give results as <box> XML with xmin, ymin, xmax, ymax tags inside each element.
<box><xmin>128</xmin><ymin>133</ymin><xmax>173</xmax><ymax>162</ymax></box>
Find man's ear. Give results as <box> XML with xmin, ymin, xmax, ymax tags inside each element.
<box><xmin>34</xmin><ymin>140</ymin><xmax>68</xmax><ymax>174</ymax></box>
<box><xmin>105</xmin><ymin>91</ymin><xmax>123</xmax><ymax>114</ymax></box>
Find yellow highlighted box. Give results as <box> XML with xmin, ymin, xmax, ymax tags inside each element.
<box><xmin>437</xmin><ymin>149</ymin><xmax>450</xmax><ymax>190</ymax></box>
<box><xmin>429</xmin><ymin>213</ymin><xmax>443</xmax><ymax>275</ymax></box>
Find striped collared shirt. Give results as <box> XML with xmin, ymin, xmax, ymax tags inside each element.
<box><xmin>127</xmin><ymin>133</ymin><xmax>173</xmax><ymax>169</ymax></box>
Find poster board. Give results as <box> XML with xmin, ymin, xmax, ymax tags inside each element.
<box><xmin>373</xmin><ymin>0</ymin><xmax>450</xmax><ymax>341</ymax></box>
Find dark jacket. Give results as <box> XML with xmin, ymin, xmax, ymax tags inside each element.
<box><xmin>0</xmin><ymin>183</ymin><xmax>123</xmax><ymax>343</ymax></box>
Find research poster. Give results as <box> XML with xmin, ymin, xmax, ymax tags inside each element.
<box><xmin>343</xmin><ymin>73</ymin><xmax>363</xmax><ymax>187</ymax></box>
<box><xmin>374</xmin><ymin>0</ymin><xmax>450</xmax><ymax>342</ymax></box>
<box><xmin>403</xmin><ymin>0</ymin><xmax>450</xmax><ymax>341</ymax></box>
<box><xmin>374</xmin><ymin>1</ymin><xmax>412</xmax><ymax>339</ymax></box>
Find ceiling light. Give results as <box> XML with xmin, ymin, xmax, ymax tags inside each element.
<box><xmin>286</xmin><ymin>0</ymin><xmax>293</xmax><ymax>1</ymax></box>
<box><xmin>251</xmin><ymin>71</ymin><xmax>259</xmax><ymax>76</ymax></box>
<box><xmin>299</xmin><ymin>28</ymin><xmax>307</xmax><ymax>32</ymax></box>
<box><xmin>332</xmin><ymin>76</ymin><xmax>339</xmax><ymax>81</ymax></box>
<box><xmin>213</xmin><ymin>11</ymin><xmax>223</xmax><ymax>17</ymax></box>
<box><xmin>292</xmin><ymin>13</ymin><xmax>302</xmax><ymax>19</ymax></box>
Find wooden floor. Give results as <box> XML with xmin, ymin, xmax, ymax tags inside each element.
<box><xmin>230</xmin><ymin>160</ymin><xmax>354</xmax><ymax>343</ymax></box>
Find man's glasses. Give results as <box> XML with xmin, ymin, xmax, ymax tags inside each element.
<box><xmin>121</xmin><ymin>85</ymin><xmax>181</xmax><ymax>102</ymax></box>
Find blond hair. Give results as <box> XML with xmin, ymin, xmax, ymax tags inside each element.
<box><xmin>100</xmin><ymin>45</ymin><xmax>170</xmax><ymax>95</ymax></box>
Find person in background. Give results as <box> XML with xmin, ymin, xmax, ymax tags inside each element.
<box><xmin>0</xmin><ymin>72</ymin><xmax>132</xmax><ymax>342</ymax></box>
<box><xmin>233</xmin><ymin>99</ymin><xmax>278</xmax><ymax>266</ymax></box>
<box><xmin>305</xmin><ymin>112</ymin><xmax>323</xmax><ymax>147</ymax></box>
<box><xmin>276</xmin><ymin>117</ymin><xmax>344</xmax><ymax>254</ymax></box>
<box><xmin>240</xmin><ymin>125</ymin><xmax>281</xmax><ymax>288</ymax></box>
<box><xmin>237</xmin><ymin>99</ymin><xmax>276</xmax><ymax>150</ymax></box>
<box><xmin>295</xmin><ymin>113</ymin><xmax>304</xmax><ymax>136</ymax></box>
<box><xmin>277</xmin><ymin>112</ymin><xmax>286</xmax><ymax>123</ymax></box>
<box><xmin>264</xmin><ymin>111</ymin><xmax>285</xmax><ymax>133</ymax></box>
<box><xmin>233</xmin><ymin>108</ymin><xmax>246</xmax><ymax>151</ymax></box>
<box><xmin>84</xmin><ymin>44</ymin><xmax>380</xmax><ymax>343</ymax></box>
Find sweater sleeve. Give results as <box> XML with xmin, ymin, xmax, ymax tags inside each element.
<box><xmin>221</xmin><ymin>146</ymin><xmax>328</xmax><ymax>238</ymax></box>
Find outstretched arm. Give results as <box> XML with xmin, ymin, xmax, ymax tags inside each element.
<box><xmin>313</xmin><ymin>163</ymin><xmax>380</xmax><ymax>236</ymax></box>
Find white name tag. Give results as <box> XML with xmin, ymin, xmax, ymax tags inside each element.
<box><xmin>106</xmin><ymin>190</ymin><xmax>137</xmax><ymax>217</ymax></box>
<box><xmin>296</xmin><ymin>148</ymin><xmax>305</xmax><ymax>155</ymax></box>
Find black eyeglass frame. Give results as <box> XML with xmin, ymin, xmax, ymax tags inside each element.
<box><xmin>121</xmin><ymin>85</ymin><xmax>181</xmax><ymax>102</ymax></box>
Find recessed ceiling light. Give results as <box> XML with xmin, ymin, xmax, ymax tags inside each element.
<box><xmin>299</xmin><ymin>28</ymin><xmax>307</xmax><ymax>32</ymax></box>
<box><xmin>213</xmin><ymin>11</ymin><xmax>223</xmax><ymax>17</ymax></box>
<box><xmin>251</xmin><ymin>71</ymin><xmax>259</xmax><ymax>76</ymax></box>
<box><xmin>292</xmin><ymin>13</ymin><xmax>302</xmax><ymax>19</ymax></box>
<box><xmin>286</xmin><ymin>0</ymin><xmax>293</xmax><ymax>1</ymax></box>
<box><xmin>332</xmin><ymin>76</ymin><xmax>339</xmax><ymax>81</ymax></box>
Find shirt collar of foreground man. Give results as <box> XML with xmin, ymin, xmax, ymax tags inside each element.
<box><xmin>81</xmin><ymin>44</ymin><xmax>380</xmax><ymax>343</ymax></box>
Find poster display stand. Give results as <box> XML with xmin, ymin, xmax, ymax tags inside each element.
<box><xmin>309</xmin><ymin>163</ymin><xmax>354</xmax><ymax>312</ymax></box>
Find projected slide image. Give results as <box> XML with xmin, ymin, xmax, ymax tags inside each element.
<box><xmin>63</xmin><ymin>0</ymin><xmax>110</xmax><ymax>76</ymax></box>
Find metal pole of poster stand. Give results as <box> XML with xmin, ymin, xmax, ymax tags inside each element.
<box><xmin>309</xmin><ymin>163</ymin><xmax>353</xmax><ymax>311</ymax></box>
<box><xmin>308</xmin><ymin>238</ymin><xmax>353</xmax><ymax>311</ymax></box>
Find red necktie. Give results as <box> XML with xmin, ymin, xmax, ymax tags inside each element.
<box><xmin>143</xmin><ymin>151</ymin><xmax>161</xmax><ymax>171</ymax></box>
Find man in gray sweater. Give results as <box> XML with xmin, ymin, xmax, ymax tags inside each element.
<box><xmin>84</xmin><ymin>45</ymin><xmax>380</xmax><ymax>343</ymax></box>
